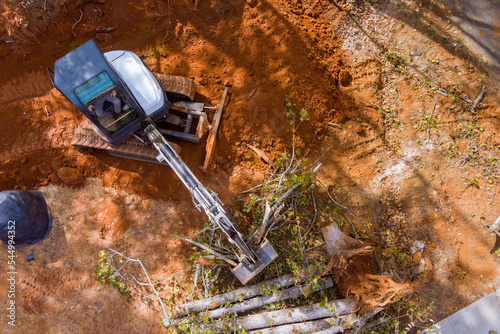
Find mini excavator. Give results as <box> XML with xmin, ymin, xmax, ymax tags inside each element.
<box><xmin>48</xmin><ymin>40</ymin><xmax>277</xmax><ymax>284</ymax></box>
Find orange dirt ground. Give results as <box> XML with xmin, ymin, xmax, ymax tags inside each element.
<box><xmin>0</xmin><ymin>0</ymin><xmax>499</xmax><ymax>333</ymax></box>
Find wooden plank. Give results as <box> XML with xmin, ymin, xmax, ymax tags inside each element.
<box><xmin>207</xmin><ymin>299</ymin><xmax>355</xmax><ymax>331</ymax></box>
<box><xmin>201</xmin><ymin>86</ymin><xmax>229</xmax><ymax>171</ymax></box>
<box><xmin>173</xmin><ymin>270</ymin><xmax>314</xmax><ymax>318</ymax></box>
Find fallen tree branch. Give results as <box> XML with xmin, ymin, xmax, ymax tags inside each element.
<box><xmin>253</xmin><ymin>184</ymin><xmax>298</xmax><ymax>243</ymax></box>
<box><xmin>105</xmin><ymin>248</ymin><xmax>169</xmax><ymax>322</ymax></box>
<box><xmin>471</xmin><ymin>86</ymin><xmax>486</xmax><ymax>113</ymax></box>
<box><xmin>174</xmin><ymin>236</ymin><xmax>237</xmax><ymax>266</ymax></box>
<box><xmin>247</xmin><ymin>143</ymin><xmax>273</xmax><ymax>166</ymax></box>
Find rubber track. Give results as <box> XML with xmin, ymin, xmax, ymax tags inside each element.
<box><xmin>72</xmin><ymin>128</ymin><xmax>174</xmax><ymax>165</ymax></box>
<box><xmin>153</xmin><ymin>73</ymin><xmax>196</xmax><ymax>101</ymax></box>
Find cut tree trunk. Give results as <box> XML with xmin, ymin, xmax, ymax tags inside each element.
<box><xmin>205</xmin><ymin>299</ymin><xmax>355</xmax><ymax>332</ymax></box>
<box><xmin>172</xmin><ymin>270</ymin><xmax>314</xmax><ymax>318</ymax></box>
<box><xmin>206</xmin><ymin>277</ymin><xmax>333</xmax><ymax>320</ymax></box>
<box><xmin>246</xmin><ymin>316</ymin><xmax>349</xmax><ymax>334</ymax></box>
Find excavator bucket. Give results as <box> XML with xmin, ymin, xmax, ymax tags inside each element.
<box><xmin>232</xmin><ymin>239</ymin><xmax>278</xmax><ymax>285</ymax></box>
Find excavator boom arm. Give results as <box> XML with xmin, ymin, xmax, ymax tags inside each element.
<box><xmin>142</xmin><ymin>120</ymin><xmax>257</xmax><ymax>262</ymax></box>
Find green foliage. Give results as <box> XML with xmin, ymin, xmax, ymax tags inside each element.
<box><xmin>451</xmin><ymin>120</ymin><xmax>484</xmax><ymax>139</ymax></box>
<box><xmin>93</xmin><ymin>250</ymin><xmax>129</xmax><ymax>296</ymax></box>
<box><xmin>469</xmin><ymin>178</ymin><xmax>480</xmax><ymax>188</ymax></box>
<box><xmin>384</xmin><ymin>51</ymin><xmax>406</xmax><ymax>69</ymax></box>
<box><xmin>440</xmin><ymin>36</ymin><xmax>451</xmax><ymax>44</ymax></box>
<box><xmin>479</xmin><ymin>74</ymin><xmax>488</xmax><ymax>86</ymax></box>
<box><xmin>422</xmin><ymin>113</ymin><xmax>437</xmax><ymax>131</ymax></box>
<box><xmin>243</xmin><ymin>193</ymin><xmax>259</xmax><ymax>213</ymax></box>
<box><xmin>368</xmin><ymin>297</ymin><xmax>434</xmax><ymax>334</ymax></box>
<box><xmin>380</xmin><ymin>106</ymin><xmax>404</xmax><ymax>129</ymax></box>
<box><xmin>445</xmin><ymin>143</ymin><xmax>459</xmax><ymax>159</ymax></box>
<box><xmin>284</xmin><ymin>97</ymin><xmax>310</xmax><ymax>125</ymax></box>
<box><xmin>299</xmin><ymin>108</ymin><xmax>309</xmax><ymax>122</ymax></box>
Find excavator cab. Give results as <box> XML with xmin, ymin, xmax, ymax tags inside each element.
<box><xmin>49</xmin><ymin>39</ymin><xmax>167</xmax><ymax>146</ymax></box>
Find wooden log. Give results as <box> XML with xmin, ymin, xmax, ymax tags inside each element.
<box><xmin>247</xmin><ymin>316</ymin><xmax>341</xmax><ymax>334</ymax></box>
<box><xmin>247</xmin><ymin>311</ymin><xmax>374</xmax><ymax>334</ymax></box>
<box><xmin>313</xmin><ymin>309</ymin><xmax>381</xmax><ymax>334</ymax></box>
<box><xmin>206</xmin><ymin>277</ymin><xmax>333</xmax><ymax>320</ymax></box>
<box><xmin>207</xmin><ymin>299</ymin><xmax>355</xmax><ymax>331</ymax></box>
<box><xmin>172</xmin><ymin>270</ymin><xmax>314</xmax><ymax>318</ymax></box>
<box><xmin>201</xmin><ymin>86</ymin><xmax>229</xmax><ymax>171</ymax></box>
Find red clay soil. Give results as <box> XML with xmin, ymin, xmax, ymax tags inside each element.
<box><xmin>0</xmin><ymin>0</ymin><xmax>499</xmax><ymax>333</ymax></box>
<box><xmin>0</xmin><ymin>0</ymin><xmax>347</xmax><ymax>199</ymax></box>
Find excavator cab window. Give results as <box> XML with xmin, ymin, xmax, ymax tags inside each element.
<box><xmin>86</xmin><ymin>90</ymin><xmax>138</xmax><ymax>133</ymax></box>
<box><xmin>74</xmin><ymin>71</ymin><xmax>114</xmax><ymax>105</ymax></box>
<box><xmin>73</xmin><ymin>71</ymin><xmax>137</xmax><ymax>133</ymax></box>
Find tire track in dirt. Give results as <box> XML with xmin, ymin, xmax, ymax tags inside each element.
<box><xmin>19</xmin><ymin>278</ymin><xmax>60</xmax><ymax>314</ymax></box>
<box><xmin>326</xmin><ymin>57</ymin><xmax>385</xmax><ymax>163</ymax></box>
<box><xmin>19</xmin><ymin>269</ymin><xmax>94</xmax><ymax>314</ymax></box>
<box><xmin>0</xmin><ymin>70</ymin><xmax>53</xmax><ymax>105</ymax></box>
<box><xmin>0</xmin><ymin>74</ymin><xmax>78</xmax><ymax>164</ymax></box>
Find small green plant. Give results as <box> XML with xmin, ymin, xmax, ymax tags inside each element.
<box><xmin>422</xmin><ymin>113</ymin><xmax>437</xmax><ymax>133</ymax></box>
<box><xmin>284</xmin><ymin>97</ymin><xmax>310</xmax><ymax>124</ymax></box>
<box><xmin>495</xmin><ymin>248</ymin><xmax>500</xmax><ymax>258</ymax></box>
<box><xmin>93</xmin><ymin>250</ymin><xmax>129</xmax><ymax>296</ymax></box>
<box><xmin>299</xmin><ymin>108</ymin><xmax>309</xmax><ymax>122</ymax></box>
<box><xmin>469</xmin><ymin>178</ymin><xmax>480</xmax><ymax>188</ymax></box>
<box><xmin>385</xmin><ymin>51</ymin><xmax>406</xmax><ymax>69</ymax></box>
<box><xmin>285</xmin><ymin>96</ymin><xmax>294</xmax><ymax>120</ymax></box>
<box><xmin>479</xmin><ymin>74</ymin><xmax>488</xmax><ymax>86</ymax></box>
<box><xmin>441</xmin><ymin>36</ymin><xmax>451</xmax><ymax>44</ymax></box>
<box><xmin>380</xmin><ymin>106</ymin><xmax>404</xmax><ymax>129</ymax></box>
<box><xmin>451</xmin><ymin>121</ymin><xmax>484</xmax><ymax>139</ymax></box>
<box><xmin>446</xmin><ymin>143</ymin><xmax>459</xmax><ymax>159</ymax></box>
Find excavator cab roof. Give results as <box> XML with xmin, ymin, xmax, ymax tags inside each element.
<box><xmin>54</xmin><ymin>40</ymin><xmax>125</xmax><ymax>113</ymax></box>
<box><xmin>51</xmin><ymin>40</ymin><xmax>167</xmax><ymax>146</ymax></box>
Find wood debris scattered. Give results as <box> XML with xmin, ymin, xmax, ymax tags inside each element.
<box><xmin>246</xmin><ymin>143</ymin><xmax>273</xmax><ymax>166</ymax></box>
